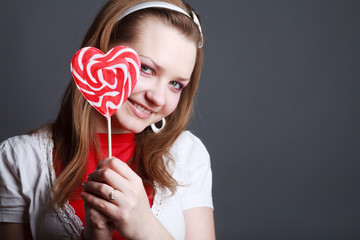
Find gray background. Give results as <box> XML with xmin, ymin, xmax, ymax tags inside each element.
<box><xmin>0</xmin><ymin>0</ymin><xmax>359</xmax><ymax>239</ymax></box>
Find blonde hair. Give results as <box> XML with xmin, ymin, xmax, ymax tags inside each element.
<box><xmin>51</xmin><ymin>0</ymin><xmax>203</xmax><ymax>207</ymax></box>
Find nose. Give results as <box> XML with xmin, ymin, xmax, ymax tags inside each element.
<box><xmin>145</xmin><ymin>81</ymin><xmax>166</xmax><ymax>107</ymax></box>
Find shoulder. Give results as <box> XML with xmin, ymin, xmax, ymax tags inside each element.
<box><xmin>170</xmin><ymin>130</ymin><xmax>209</xmax><ymax>158</ymax></box>
<box><xmin>2</xmin><ymin>133</ymin><xmax>38</xmax><ymax>149</ymax></box>
<box><xmin>169</xmin><ymin>131</ymin><xmax>211</xmax><ymax>177</ymax></box>
<box><xmin>0</xmin><ymin>128</ymin><xmax>52</xmax><ymax>167</ymax></box>
<box><xmin>1</xmin><ymin>133</ymin><xmax>38</xmax><ymax>158</ymax></box>
<box><xmin>1</xmin><ymin>130</ymin><xmax>44</xmax><ymax>154</ymax></box>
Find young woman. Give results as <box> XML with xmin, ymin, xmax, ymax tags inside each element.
<box><xmin>0</xmin><ymin>0</ymin><xmax>214</xmax><ymax>239</ymax></box>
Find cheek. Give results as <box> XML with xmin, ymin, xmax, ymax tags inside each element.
<box><xmin>131</xmin><ymin>77</ymin><xmax>145</xmax><ymax>93</ymax></box>
<box><xmin>163</xmin><ymin>94</ymin><xmax>181</xmax><ymax>116</ymax></box>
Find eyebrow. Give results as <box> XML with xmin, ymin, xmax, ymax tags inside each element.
<box><xmin>139</xmin><ymin>54</ymin><xmax>191</xmax><ymax>82</ymax></box>
<box><xmin>140</xmin><ymin>54</ymin><xmax>164</xmax><ymax>71</ymax></box>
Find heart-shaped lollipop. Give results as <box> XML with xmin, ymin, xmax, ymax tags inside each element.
<box><xmin>71</xmin><ymin>46</ymin><xmax>140</xmax><ymax>157</ymax></box>
<box><xmin>71</xmin><ymin>46</ymin><xmax>140</xmax><ymax>118</ymax></box>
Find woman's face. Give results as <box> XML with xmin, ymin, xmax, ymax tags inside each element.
<box><xmin>95</xmin><ymin>17</ymin><xmax>197</xmax><ymax>134</ymax></box>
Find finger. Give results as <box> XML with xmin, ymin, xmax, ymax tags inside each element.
<box><xmin>83</xmin><ymin>181</ymin><xmax>116</xmax><ymax>201</ymax></box>
<box><xmin>87</xmin><ymin>168</ymin><xmax>129</xmax><ymax>192</ymax></box>
<box><xmin>96</xmin><ymin>157</ymin><xmax>135</xmax><ymax>180</ymax></box>
<box><xmin>83</xmin><ymin>181</ymin><xmax>129</xmax><ymax>202</ymax></box>
<box><xmin>81</xmin><ymin>191</ymin><xmax>123</xmax><ymax>221</ymax></box>
<box><xmin>83</xmin><ymin>204</ymin><xmax>115</xmax><ymax>240</ymax></box>
<box><xmin>85</xmin><ymin>203</ymin><xmax>110</xmax><ymax>227</ymax></box>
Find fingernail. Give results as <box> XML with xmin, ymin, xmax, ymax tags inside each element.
<box><xmin>80</xmin><ymin>192</ymin><xmax>86</xmax><ymax>199</ymax></box>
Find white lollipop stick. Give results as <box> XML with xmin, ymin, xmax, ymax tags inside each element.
<box><xmin>107</xmin><ymin>117</ymin><xmax>112</xmax><ymax>158</ymax></box>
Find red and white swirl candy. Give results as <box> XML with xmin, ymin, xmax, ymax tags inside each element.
<box><xmin>71</xmin><ymin>46</ymin><xmax>140</xmax><ymax>118</ymax></box>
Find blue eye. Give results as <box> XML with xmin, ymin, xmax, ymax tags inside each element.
<box><xmin>141</xmin><ymin>64</ymin><xmax>153</xmax><ymax>75</ymax></box>
<box><xmin>170</xmin><ymin>81</ymin><xmax>184</xmax><ymax>91</ymax></box>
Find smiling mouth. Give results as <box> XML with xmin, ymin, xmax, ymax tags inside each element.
<box><xmin>128</xmin><ymin>99</ymin><xmax>152</xmax><ymax>114</ymax></box>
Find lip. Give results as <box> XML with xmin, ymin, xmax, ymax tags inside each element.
<box><xmin>127</xmin><ymin>99</ymin><xmax>153</xmax><ymax>119</ymax></box>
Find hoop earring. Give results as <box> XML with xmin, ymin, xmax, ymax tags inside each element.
<box><xmin>151</xmin><ymin>118</ymin><xmax>166</xmax><ymax>133</ymax></box>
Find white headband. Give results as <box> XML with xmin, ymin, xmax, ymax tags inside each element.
<box><xmin>117</xmin><ymin>1</ymin><xmax>203</xmax><ymax>48</ymax></box>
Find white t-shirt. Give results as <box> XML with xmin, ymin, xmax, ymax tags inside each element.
<box><xmin>0</xmin><ymin>129</ymin><xmax>213</xmax><ymax>240</ymax></box>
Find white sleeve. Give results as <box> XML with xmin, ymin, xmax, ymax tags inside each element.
<box><xmin>0</xmin><ymin>139</ymin><xmax>28</xmax><ymax>223</ymax></box>
<box><xmin>173</xmin><ymin>131</ymin><xmax>213</xmax><ymax>211</ymax></box>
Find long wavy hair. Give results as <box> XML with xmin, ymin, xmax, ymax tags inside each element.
<box><xmin>51</xmin><ymin>0</ymin><xmax>204</xmax><ymax>207</ymax></box>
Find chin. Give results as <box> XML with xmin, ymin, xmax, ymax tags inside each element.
<box><xmin>121</xmin><ymin>124</ymin><xmax>148</xmax><ymax>134</ymax></box>
<box><xmin>131</xmin><ymin>128</ymin><xmax>145</xmax><ymax>134</ymax></box>
<box><xmin>112</xmin><ymin>116</ymin><xmax>149</xmax><ymax>134</ymax></box>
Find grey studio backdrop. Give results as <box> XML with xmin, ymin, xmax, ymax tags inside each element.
<box><xmin>0</xmin><ymin>0</ymin><xmax>359</xmax><ymax>239</ymax></box>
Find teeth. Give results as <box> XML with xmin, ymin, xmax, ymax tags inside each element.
<box><xmin>131</xmin><ymin>101</ymin><xmax>151</xmax><ymax>114</ymax></box>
